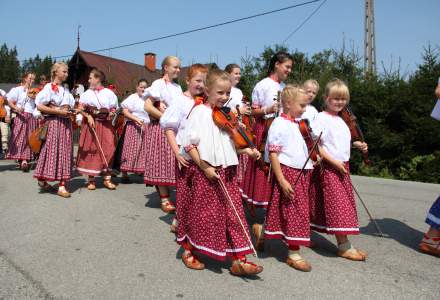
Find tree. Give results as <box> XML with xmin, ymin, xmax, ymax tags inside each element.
<box><xmin>0</xmin><ymin>43</ymin><xmax>20</xmax><ymax>82</ymax></box>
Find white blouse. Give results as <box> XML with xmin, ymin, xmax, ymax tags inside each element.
<box><xmin>252</xmin><ymin>77</ymin><xmax>285</xmax><ymax>119</ymax></box>
<box><xmin>35</xmin><ymin>83</ymin><xmax>75</xmax><ymax>108</ymax></box>
<box><xmin>6</xmin><ymin>85</ymin><xmax>36</xmax><ymax>113</ymax></box>
<box><xmin>313</xmin><ymin>111</ymin><xmax>351</xmax><ymax>162</ymax></box>
<box><xmin>179</xmin><ymin>104</ymin><xmax>238</xmax><ymax>167</ymax></box>
<box><xmin>225</xmin><ymin>86</ymin><xmax>244</xmax><ymax>109</ymax></box>
<box><xmin>144</xmin><ymin>78</ymin><xmax>183</xmax><ymax>107</ymax></box>
<box><xmin>121</xmin><ymin>93</ymin><xmax>150</xmax><ymax>123</ymax></box>
<box><xmin>265</xmin><ymin>114</ymin><xmax>313</xmax><ymax>170</ymax></box>
<box><xmin>79</xmin><ymin>88</ymin><xmax>119</xmax><ymax>110</ymax></box>
<box><xmin>301</xmin><ymin>104</ymin><xmax>319</xmax><ymax>123</ymax></box>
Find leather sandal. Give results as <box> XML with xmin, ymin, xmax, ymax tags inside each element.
<box><xmin>170</xmin><ymin>218</ymin><xmax>178</xmax><ymax>233</ymax></box>
<box><xmin>87</xmin><ymin>181</ymin><xmax>96</xmax><ymax>190</ymax></box>
<box><xmin>252</xmin><ymin>223</ymin><xmax>265</xmax><ymax>251</ymax></box>
<box><xmin>57</xmin><ymin>188</ymin><xmax>71</xmax><ymax>198</ymax></box>
<box><xmin>286</xmin><ymin>257</ymin><xmax>312</xmax><ymax>272</ymax></box>
<box><xmin>161</xmin><ymin>199</ymin><xmax>176</xmax><ymax>214</ymax></box>
<box><xmin>182</xmin><ymin>251</ymin><xmax>205</xmax><ymax>270</ymax></box>
<box><xmin>103</xmin><ymin>179</ymin><xmax>116</xmax><ymax>190</ymax></box>
<box><xmin>230</xmin><ymin>258</ymin><xmax>263</xmax><ymax>277</ymax></box>
<box><xmin>337</xmin><ymin>248</ymin><xmax>368</xmax><ymax>261</ymax></box>
<box><xmin>38</xmin><ymin>181</ymin><xmax>54</xmax><ymax>192</ymax></box>
<box><xmin>419</xmin><ymin>235</ymin><xmax>440</xmax><ymax>257</ymax></box>
<box><xmin>21</xmin><ymin>161</ymin><xmax>30</xmax><ymax>172</ymax></box>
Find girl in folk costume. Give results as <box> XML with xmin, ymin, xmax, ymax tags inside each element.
<box><xmin>309</xmin><ymin>79</ymin><xmax>368</xmax><ymax>261</ymax></box>
<box><xmin>119</xmin><ymin>79</ymin><xmax>150</xmax><ymax>182</ymax></box>
<box><xmin>177</xmin><ymin>70</ymin><xmax>263</xmax><ymax>276</ymax></box>
<box><xmin>301</xmin><ymin>79</ymin><xmax>320</xmax><ymax>123</ymax></box>
<box><xmin>143</xmin><ymin>56</ymin><xmax>183</xmax><ymax>213</ymax></box>
<box><xmin>224</xmin><ymin>63</ymin><xmax>252</xmax><ymax>186</ymax></box>
<box><xmin>260</xmin><ymin>85</ymin><xmax>314</xmax><ymax>272</ymax></box>
<box><xmin>6</xmin><ymin>72</ymin><xmax>38</xmax><ymax>171</ymax></box>
<box><xmin>76</xmin><ymin>69</ymin><xmax>119</xmax><ymax>190</ymax></box>
<box><xmin>33</xmin><ymin>62</ymin><xmax>75</xmax><ymax>198</ymax></box>
<box><xmin>159</xmin><ymin>63</ymin><xmax>208</xmax><ymax>232</ymax></box>
<box><xmin>241</xmin><ymin>51</ymin><xmax>293</xmax><ymax>248</ymax></box>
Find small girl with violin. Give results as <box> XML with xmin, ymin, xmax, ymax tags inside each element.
<box><xmin>118</xmin><ymin>79</ymin><xmax>150</xmax><ymax>182</ymax></box>
<box><xmin>159</xmin><ymin>63</ymin><xmax>208</xmax><ymax>232</ymax></box>
<box><xmin>76</xmin><ymin>68</ymin><xmax>119</xmax><ymax>190</ymax></box>
<box><xmin>34</xmin><ymin>62</ymin><xmax>76</xmax><ymax>198</ymax></box>
<box><xmin>6</xmin><ymin>72</ymin><xmax>37</xmax><ymax>171</ymax></box>
<box><xmin>301</xmin><ymin>79</ymin><xmax>320</xmax><ymax>123</ymax></box>
<box><xmin>310</xmin><ymin>78</ymin><xmax>368</xmax><ymax>261</ymax></box>
<box><xmin>143</xmin><ymin>56</ymin><xmax>183</xmax><ymax>214</ymax></box>
<box><xmin>176</xmin><ymin>69</ymin><xmax>263</xmax><ymax>276</ymax></box>
<box><xmin>262</xmin><ymin>85</ymin><xmax>315</xmax><ymax>272</ymax></box>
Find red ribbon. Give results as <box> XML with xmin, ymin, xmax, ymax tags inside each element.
<box><xmin>51</xmin><ymin>83</ymin><xmax>59</xmax><ymax>92</ymax></box>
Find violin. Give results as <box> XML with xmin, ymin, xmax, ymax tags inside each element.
<box><xmin>240</xmin><ymin>96</ymin><xmax>254</xmax><ymax>130</ymax></box>
<box><xmin>339</xmin><ymin>106</ymin><xmax>371</xmax><ymax>165</ymax></box>
<box><xmin>0</xmin><ymin>95</ymin><xmax>8</xmax><ymax>119</ymax></box>
<box><xmin>236</xmin><ymin>103</ymin><xmax>255</xmax><ymax>144</ymax></box>
<box><xmin>212</xmin><ymin>106</ymin><xmax>256</xmax><ymax>149</ymax></box>
<box><xmin>298</xmin><ymin>119</ymin><xmax>320</xmax><ymax>162</ymax></box>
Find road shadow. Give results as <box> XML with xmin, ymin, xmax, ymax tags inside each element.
<box><xmin>0</xmin><ymin>161</ymin><xmax>21</xmax><ymax>172</ymax></box>
<box><xmin>360</xmin><ymin>218</ymin><xmax>424</xmax><ymax>251</ymax></box>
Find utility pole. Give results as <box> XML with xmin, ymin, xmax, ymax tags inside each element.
<box><xmin>364</xmin><ymin>0</ymin><xmax>376</xmax><ymax>75</ymax></box>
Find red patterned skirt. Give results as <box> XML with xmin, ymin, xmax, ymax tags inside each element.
<box><xmin>309</xmin><ymin>162</ymin><xmax>359</xmax><ymax>235</ymax></box>
<box><xmin>34</xmin><ymin>116</ymin><xmax>73</xmax><ymax>181</ymax></box>
<box><xmin>143</xmin><ymin>121</ymin><xmax>176</xmax><ymax>186</ymax></box>
<box><xmin>76</xmin><ymin>119</ymin><xmax>116</xmax><ymax>176</ymax></box>
<box><xmin>237</xmin><ymin>153</ymin><xmax>249</xmax><ymax>188</ymax></box>
<box><xmin>7</xmin><ymin>112</ymin><xmax>37</xmax><ymax>161</ymax></box>
<box><xmin>175</xmin><ymin>162</ymin><xmax>194</xmax><ymax>229</ymax></box>
<box><xmin>120</xmin><ymin>121</ymin><xmax>148</xmax><ymax>173</ymax></box>
<box><xmin>265</xmin><ymin>166</ymin><xmax>311</xmax><ymax>247</ymax></box>
<box><xmin>241</xmin><ymin>119</ymin><xmax>273</xmax><ymax>208</ymax></box>
<box><xmin>176</xmin><ymin>164</ymin><xmax>253</xmax><ymax>261</ymax></box>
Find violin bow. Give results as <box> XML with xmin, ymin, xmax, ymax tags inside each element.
<box><xmin>266</xmin><ymin>91</ymin><xmax>282</xmax><ymax>181</ymax></box>
<box><xmin>89</xmin><ymin>124</ymin><xmax>110</xmax><ymax>170</ymax></box>
<box><xmin>217</xmin><ymin>176</ymin><xmax>258</xmax><ymax>257</ymax></box>
<box><xmin>350</xmin><ymin>182</ymin><xmax>384</xmax><ymax>238</ymax></box>
<box><xmin>290</xmin><ymin>131</ymin><xmax>323</xmax><ymax>192</ymax></box>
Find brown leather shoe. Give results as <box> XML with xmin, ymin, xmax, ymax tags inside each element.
<box><xmin>161</xmin><ymin>199</ymin><xmax>176</xmax><ymax>214</ymax></box>
<box><xmin>419</xmin><ymin>236</ymin><xmax>440</xmax><ymax>257</ymax></box>
<box><xmin>252</xmin><ymin>223</ymin><xmax>264</xmax><ymax>251</ymax></box>
<box><xmin>337</xmin><ymin>248</ymin><xmax>368</xmax><ymax>261</ymax></box>
<box><xmin>182</xmin><ymin>251</ymin><xmax>205</xmax><ymax>270</ymax></box>
<box><xmin>286</xmin><ymin>257</ymin><xmax>312</xmax><ymax>272</ymax></box>
<box><xmin>87</xmin><ymin>181</ymin><xmax>96</xmax><ymax>190</ymax></box>
<box><xmin>103</xmin><ymin>179</ymin><xmax>116</xmax><ymax>190</ymax></box>
<box><xmin>230</xmin><ymin>258</ymin><xmax>263</xmax><ymax>277</ymax></box>
<box><xmin>57</xmin><ymin>189</ymin><xmax>71</xmax><ymax>198</ymax></box>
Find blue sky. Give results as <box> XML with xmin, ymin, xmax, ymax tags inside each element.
<box><xmin>1</xmin><ymin>0</ymin><xmax>439</xmax><ymax>74</ymax></box>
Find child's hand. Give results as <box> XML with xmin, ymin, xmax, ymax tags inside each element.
<box><xmin>203</xmin><ymin>166</ymin><xmax>220</xmax><ymax>181</ymax></box>
<box><xmin>175</xmin><ymin>153</ymin><xmax>189</xmax><ymax>168</ymax></box>
<box><xmin>353</xmin><ymin>141</ymin><xmax>368</xmax><ymax>153</ymax></box>
<box><xmin>435</xmin><ymin>84</ymin><xmax>440</xmax><ymax>99</ymax></box>
<box><xmin>279</xmin><ymin>178</ymin><xmax>294</xmax><ymax>199</ymax></box>
<box><xmin>244</xmin><ymin>148</ymin><xmax>261</xmax><ymax>160</ymax></box>
<box><xmin>334</xmin><ymin>161</ymin><xmax>347</xmax><ymax>174</ymax></box>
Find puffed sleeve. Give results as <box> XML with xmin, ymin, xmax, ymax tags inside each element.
<box><xmin>311</xmin><ymin>113</ymin><xmax>328</xmax><ymax>143</ymax></box>
<box><xmin>35</xmin><ymin>85</ymin><xmax>50</xmax><ymax>105</ymax></box>
<box><xmin>251</xmin><ymin>84</ymin><xmax>261</xmax><ymax>107</ymax></box>
<box><xmin>180</xmin><ymin>106</ymin><xmax>203</xmax><ymax>152</ymax></box>
<box><xmin>148</xmin><ymin>79</ymin><xmax>164</xmax><ymax>101</ymax></box>
<box><xmin>159</xmin><ymin>101</ymin><xmax>183</xmax><ymax>131</ymax></box>
<box><xmin>79</xmin><ymin>91</ymin><xmax>88</xmax><ymax>106</ymax></box>
<box><xmin>266</xmin><ymin>118</ymin><xmax>286</xmax><ymax>153</ymax></box>
<box><xmin>120</xmin><ymin>95</ymin><xmax>132</xmax><ymax>110</ymax></box>
<box><xmin>6</xmin><ymin>87</ymin><xmax>18</xmax><ymax>103</ymax></box>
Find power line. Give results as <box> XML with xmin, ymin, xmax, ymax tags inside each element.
<box><xmin>35</xmin><ymin>0</ymin><xmax>322</xmax><ymax>61</ymax></box>
<box><xmin>282</xmin><ymin>0</ymin><xmax>327</xmax><ymax>44</ymax></box>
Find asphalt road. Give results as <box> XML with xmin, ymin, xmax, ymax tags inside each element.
<box><xmin>0</xmin><ymin>160</ymin><xmax>439</xmax><ymax>299</ymax></box>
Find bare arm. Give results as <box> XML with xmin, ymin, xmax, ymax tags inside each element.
<box><xmin>37</xmin><ymin>104</ymin><xmax>70</xmax><ymax>117</ymax></box>
<box><xmin>122</xmin><ymin>108</ymin><xmax>143</xmax><ymax>126</ymax></box>
<box><xmin>144</xmin><ymin>98</ymin><xmax>162</xmax><ymax>120</ymax></box>
<box><xmin>318</xmin><ymin>145</ymin><xmax>347</xmax><ymax>174</ymax></box>
<box><xmin>269</xmin><ymin>152</ymin><xmax>293</xmax><ymax>198</ymax></box>
<box><xmin>165</xmin><ymin>129</ymin><xmax>189</xmax><ymax>167</ymax></box>
<box><xmin>187</xmin><ymin>147</ymin><xmax>219</xmax><ymax>181</ymax></box>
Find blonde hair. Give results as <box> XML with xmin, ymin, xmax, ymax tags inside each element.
<box><xmin>205</xmin><ymin>69</ymin><xmax>231</xmax><ymax>90</ymax></box>
<box><xmin>281</xmin><ymin>84</ymin><xmax>306</xmax><ymax>106</ymax></box>
<box><xmin>303</xmin><ymin>79</ymin><xmax>320</xmax><ymax>91</ymax></box>
<box><xmin>161</xmin><ymin>56</ymin><xmax>180</xmax><ymax>70</ymax></box>
<box><xmin>324</xmin><ymin>78</ymin><xmax>350</xmax><ymax>102</ymax></box>
<box><xmin>50</xmin><ymin>62</ymin><xmax>68</xmax><ymax>80</ymax></box>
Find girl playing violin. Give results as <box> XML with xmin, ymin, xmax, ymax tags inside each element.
<box><xmin>310</xmin><ymin>79</ymin><xmax>368</xmax><ymax>261</ymax></box>
<box><xmin>143</xmin><ymin>56</ymin><xmax>183</xmax><ymax>214</ymax></box>
<box><xmin>76</xmin><ymin>68</ymin><xmax>119</xmax><ymax>190</ymax></box>
<box><xmin>6</xmin><ymin>72</ymin><xmax>37</xmax><ymax>171</ymax></box>
<box><xmin>241</xmin><ymin>51</ymin><xmax>293</xmax><ymax>249</ymax></box>
<box><xmin>34</xmin><ymin>62</ymin><xmax>76</xmax><ymax>197</ymax></box>
<box><xmin>176</xmin><ymin>69</ymin><xmax>263</xmax><ymax>276</ymax></box>
<box><xmin>261</xmin><ymin>85</ymin><xmax>314</xmax><ymax>272</ymax></box>
<box><xmin>160</xmin><ymin>63</ymin><xmax>208</xmax><ymax>232</ymax></box>
<box><xmin>119</xmin><ymin>79</ymin><xmax>150</xmax><ymax>182</ymax></box>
